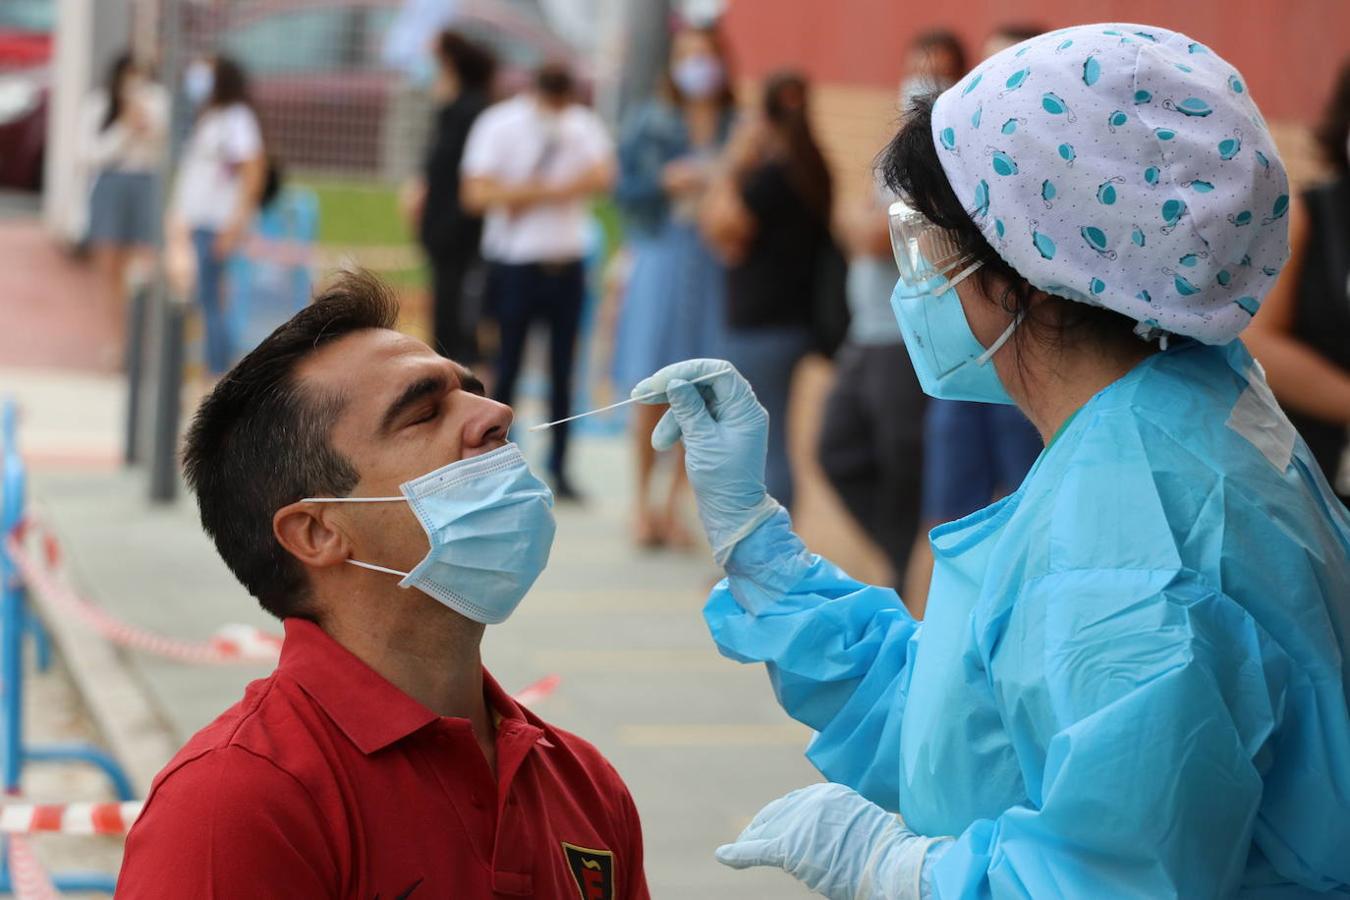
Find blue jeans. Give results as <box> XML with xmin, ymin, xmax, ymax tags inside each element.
<box><xmin>723</xmin><ymin>325</ymin><xmax>813</xmax><ymax>511</ymax></box>
<box><xmin>191</xmin><ymin>228</ymin><xmax>232</xmax><ymax>375</ymax></box>
<box><xmin>921</xmin><ymin>399</ymin><xmax>1044</xmax><ymax>522</ymax></box>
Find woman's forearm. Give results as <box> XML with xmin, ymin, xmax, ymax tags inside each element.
<box><xmin>1244</xmin><ymin>329</ymin><xmax>1350</xmax><ymax>425</ymax></box>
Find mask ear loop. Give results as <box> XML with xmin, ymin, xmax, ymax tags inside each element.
<box><xmin>941</xmin><ymin>258</ymin><xmax>1022</xmax><ymax>367</ymax></box>
<box><xmin>297</xmin><ymin>496</ymin><xmax>412</xmax><ymax>579</ymax></box>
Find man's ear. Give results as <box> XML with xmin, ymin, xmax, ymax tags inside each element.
<box><xmin>273</xmin><ymin>501</ymin><xmax>350</xmax><ymax>572</ymax></box>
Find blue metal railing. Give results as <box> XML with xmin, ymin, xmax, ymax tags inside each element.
<box><xmin>0</xmin><ymin>399</ymin><xmax>134</xmax><ymax>894</ymax></box>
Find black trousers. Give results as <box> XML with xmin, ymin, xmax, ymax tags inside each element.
<box><xmin>487</xmin><ymin>260</ymin><xmax>585</xmax><ymax>477</ymax></box>
<box><xmin>817</xmin><ymin>342</ymin><xmax>928</xmax><ymax>583</ymax></box>
<box><xmin>429</xmin><ymin>247</ymin><xmax>484</xmax><ymax>365</ymax></box>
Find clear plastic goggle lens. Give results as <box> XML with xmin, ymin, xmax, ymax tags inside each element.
<box><xmin>888</xmin><ymin>199</ymin><xmax>967</xmax><ymax>288</ymax></box>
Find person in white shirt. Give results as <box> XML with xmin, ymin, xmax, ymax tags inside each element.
<box><xmin>82</xmin><ymin>52</ymin><xmax>168</xmax><ymax>330</ymax></box>
<box><xmin>461</xmin><ymin>63</ymin><xmax>615</xmax><ymax>500</ymax></box>
<box><xmin>169</xmin><ymin>56</ymin><xmax>266</xmax><ymax>376</ymax></box>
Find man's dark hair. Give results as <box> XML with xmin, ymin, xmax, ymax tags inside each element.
<box><xmin>879</xmin><ymin>96</ymin><xmax>1138</xmax><ymax>358</ymax></box>
<box><xmin>183</xmin><ymin>270</ymin><xmax>399</xmax><ymax>620</ymax></box>
<box><xmin>208</xmin><ymin>55</ymin><xmax>252</xmax><ymax>110</ymax></box>
<box><xmin>436</xmin><ymin>30</ymin><xmax>497</xmax><ymax>94</ymax></box>
<box><xmin>535</xmin><ymin>61</ymin><xmax>574</xmax><ymax>100</ymax></box>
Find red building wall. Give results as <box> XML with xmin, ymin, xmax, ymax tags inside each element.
<box><xmin>722</xmin><ymin>0</ymin><xmax>1349</xmax><ymax>125</ymax></box>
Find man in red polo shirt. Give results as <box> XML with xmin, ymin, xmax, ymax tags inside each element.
<box><xmin>117</xmin><ymin>271</ymin><xmax>648</xmax><ymax>898</ymax></box>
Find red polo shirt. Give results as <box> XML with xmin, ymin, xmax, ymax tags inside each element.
<box><xmin>117</xmin><ymin>619</ymin><xmax>648</xmax><ymax>899</ymax></box>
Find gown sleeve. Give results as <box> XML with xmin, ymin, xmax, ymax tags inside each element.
<box><xmin>703</xmin><ymin>507</ymin><xmax>924</xmax><ymax>811</ymax></box>
<box><xmin>923</xmin><ymin>566</ymin><xmax>1291</xmax><ymax>899</ymax></box>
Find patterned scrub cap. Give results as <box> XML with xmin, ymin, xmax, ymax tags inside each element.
<box><xmin>931</xmin><ymin>23</ymin><xmax>1290</xmax><ymax>344</ymax></box>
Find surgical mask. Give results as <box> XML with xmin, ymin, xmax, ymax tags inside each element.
<box><xmin>184</xmin><ymin>60</ymin><xmax>213</xmax><ymax>105</ymax></box>
<box><xmin>302</xmin><ymin>443</ymin><xmax>556</xmax><ymax>625</ymax></box>
<box><xmin>671</xmin><ymin>54</ymin><xmax>724</xmax><ymax>99</ymax></box>
<box><xmin>890</xmin><ymin>262</ymin><xmax>1020</xmax><ymax>405</ymax></box>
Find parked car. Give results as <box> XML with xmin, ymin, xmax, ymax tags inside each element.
<box><xmin>0</xmin><ymin>0</ymin><xmax>53</xmax><ymax>190</ymax></box>
<box><xmin>197</xmin><ymin>0</ymin><xmax>585</xmax><ymax>176</ymax></box>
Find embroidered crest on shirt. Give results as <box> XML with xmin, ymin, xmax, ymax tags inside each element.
<box><xmin>562</xmin><ymin>842</ymin><xmax>614</xmax><ymax>900</ymax></box>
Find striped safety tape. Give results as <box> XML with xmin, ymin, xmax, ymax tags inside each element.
<box><xmin>0</xmin><ymin>801</ymin><xmax>143</xmax><ymax>836</ymax></box>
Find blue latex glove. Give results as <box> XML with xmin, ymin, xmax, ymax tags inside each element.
<box><xmin>716</xmin><ymin>783</ymin><xmax>948</xmax><ymax>900</ymax></box>
<box><xmin>632</xmin><ymin>359</ymin><xmax>781</xmax><ymax>564</ymax></box>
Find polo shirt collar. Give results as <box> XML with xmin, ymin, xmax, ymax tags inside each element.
<box><xmin>279</xmin><ymin>618</ymin><xmax>529</xmax><ymax>756</ymax></box>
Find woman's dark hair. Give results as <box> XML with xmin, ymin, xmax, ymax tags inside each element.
<box><xmin>102</xmin><ymin>52</ymin><xmax>135</xmax><ymax>132</ymax></box>
<box><xmin>1315</xmin><ymin>59</ymin><xmax>1350</xmax><ymax>174</ymax></box>
<box><xmin>879</xmin><ymin>95</ymin><xmax>1139</xmax><ymax>357</ymax></box>
<box><xmin>761</xmin><ymin>70</ymin><xmax>833</xmax><ymax>222</ymax></box>
<box><xmin>436</xmin><ymin>29</ymin><xmax>497</xmax><ymax>94</ymax></box>
<box><xmin>208</xmin><ymin>55</ymin><xmax>253</xmax><ymax>109</ymax></box>
<box><xmin>661</xmin><ymin>23</ymin><xmax>737</xmax><ymax>113</ymax></box>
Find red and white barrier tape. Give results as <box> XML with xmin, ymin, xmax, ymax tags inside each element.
<box><xmin>8</xmin><ymin>517</ymin><xmax>562</xmax><ymax>704</ymax></box>
<box><xmin>6</xmin><ymin>521</ymin><xmax>281</xmax><ymax>665</ymax></box>
<box><xmin>0</xmin><ymin>801</ymin><xmax>142</xmax><ymax>836</ymax></box>
<box><xmin>7</xmin><ymin>836</ymin><xmax>57</xmax><ymax>900</ymax></box>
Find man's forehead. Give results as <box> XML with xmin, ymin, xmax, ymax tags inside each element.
<box><xmin>297</xmin><ymin>328</ymin><xmax>440</xmax><ymax>391</ymax></box>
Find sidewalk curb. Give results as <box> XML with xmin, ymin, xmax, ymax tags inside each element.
<box><xmin>24</xmin><ymin>518</ymin><xmax>179</xmax><ymax>798</ymax></box>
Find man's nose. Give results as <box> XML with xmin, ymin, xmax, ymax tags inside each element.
<box><xmin>460</xmin><ymin>395</ymin><xmax>514</xmax><ymax>456</ymax></box>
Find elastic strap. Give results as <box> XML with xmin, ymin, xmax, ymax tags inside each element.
<box><xmin>976</xmin><ymin>311</ymin><xmax>1023</xmax><ymax>366</ymax></box>
<box><xmin>300</xmin><ymin>496</ymin><xmax>404</xmax><ymax>503</ymax></box>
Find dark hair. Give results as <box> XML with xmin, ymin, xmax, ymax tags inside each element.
<box><xmin>661</xmin><ymin>22</ymin><xmax>737</xmax><ymax>112</ymax></box>
<box><xmin>208</xmin><ymin>55</ymin><xmax>252</xmax><ymax>109</ymax></box>
<box><xmin>990</xmin><ymin>24</ymin><xmax>1044</xmax><ymax>46</ymax></box>
<box><xmin>761</xmin><ymin>70</ymin><xmax>833</xmax><ymax>222</ymax></box>
<box><xmin>535</xmin><ymin>62</ymin><xmax>574</xmax><ymax>100</ymax></box>
<box><xmin>1316</xmin><ymin>59</ymin><xmax>1350</xmax><ymax>174</ymax></box>
<box><xmin>913</xmin><ymin>30</ymin><xmax>967</xmax><ymax>78</ymax></box>
<box><xmin>102</xmin><ymin>52</ymin><xmax>135</xmax><ymax>132</ymax></box>
<box><xmin>436</xmin><ymin>30</ymin><xmax>497</xmax><ymax>94</ymax></box>
<box><xmin>183</xmin><ymin>270</ymin><xmax>400</xmax><ymax>620</ymax></box>
<box><xmin>878</xmin><ymin>95</ymin><xmax>1138</xmax><ymax>359</ymax></box>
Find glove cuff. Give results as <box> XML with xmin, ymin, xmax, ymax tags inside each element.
<box><xmin>711</xmin><ymin>495</ymin><xmax>781</xmax><ymax>567</ymax></box>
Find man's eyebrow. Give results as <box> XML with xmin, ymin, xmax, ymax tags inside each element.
<box><xmin>379</xmin><ymin>374</ymin><xmax>447</xmax><ymax>434</ymax></box>
<box><xmin>458</xmin><ymin>369</ymin><xmax>486</xmax><ymax>396</ymax></box>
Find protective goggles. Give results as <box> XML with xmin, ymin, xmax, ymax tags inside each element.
<box><xmin>888</xmin><ymin>199</ymin><xmax>981</xmax><ymax>292</ymax></box>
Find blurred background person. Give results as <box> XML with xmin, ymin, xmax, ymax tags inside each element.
<box><xmin>701</xmin><ymin>70</ymin><xmax>833</xmax><ymax>512</ymax></box>
<box><xmin>81</xmin><ymin>51</ymin><xmax>166</xmax><ymax>354</ymax></box>
<box><xmin>901</xmin><ymin>25</ymin><xmax>1045</xmax><ymax>612</ymax></box>
<box><xmin>1245</xmin><ymin>58</ymin><xmax>1350</xmax><ymax>503</ymax></box>
<box><xmin>816</xmin><ymin>174</ymin><xmax>923</xmax><ymax>586</ymax></box>
<box><xmin>611</xmin><ymin>18</ymin><xmax>737</xmax><ymax>548</ymax></box>
<box><xmin>898</xmin><ymin>30</ymin><xmax>966</xmax><ymax>110</ymax></box>
<box><xmin>407</xmin><ymin>30</ymin><xmax>496</xmax><ymax>368</ymax></box>
<box><xmin>462</xmin><ymin>62</ymin><xmax>615</xmax><ymax>501</ymax></box>
<box><xmin>169</xmin><ymin>55</ymin><xmax>266</xmax><ymax>379</ymax></box>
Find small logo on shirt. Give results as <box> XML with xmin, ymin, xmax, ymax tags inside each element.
<box><xmin>562</xmin><ymin>842</ymin><xmax>614</xmax><ymax>900</ymax></box>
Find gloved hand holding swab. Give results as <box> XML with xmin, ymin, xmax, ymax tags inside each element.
<box><xmin>527</xmin><ymin>368</ymin><xmax>733</xmax><ymax>432</ymax></box>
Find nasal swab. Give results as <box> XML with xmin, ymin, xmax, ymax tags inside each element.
<box><xmin>527</xmin><ymin>368</ymin><xmax>732</xmax><ymax>432</ymax></box>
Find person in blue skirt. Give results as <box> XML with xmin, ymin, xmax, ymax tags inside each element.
<box><xmin>611</xmin><ymin>19</ymin><xmax>737</xmax><ymax>547</ymax></box>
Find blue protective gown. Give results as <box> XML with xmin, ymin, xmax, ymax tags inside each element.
<box><xmin>707</xmin><ymin>340</ymin><xmax>1350</xmax><ymax>898</ymax></box>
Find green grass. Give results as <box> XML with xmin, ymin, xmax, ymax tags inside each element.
<box><xmin>295</xmin><ymin>175</ymin><xmax>413</xmax><ymax>248</ymax></box>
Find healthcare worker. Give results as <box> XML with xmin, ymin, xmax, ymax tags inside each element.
<box><xmin>635</xmin><ymin>23</ymin><xmax>1350</xmax><ymax>899</ymax></box>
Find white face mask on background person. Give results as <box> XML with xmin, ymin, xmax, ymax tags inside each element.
<box><xmin>671</xmin><ymin>54</ymin><xmax>725</xmax><ymax>100</ymax></box>
<box><xmin>301</xmin><ymin>443</ymin><xmax>557</xmax><ymax>625</ymax></box>
<box><xmin>184</xmin><ymin>60</ymin><xmax>213</xmax><ymax>105</ymax></box>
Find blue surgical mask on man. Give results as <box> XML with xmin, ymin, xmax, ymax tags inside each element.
<box><xmin>889</xmin><ymin>259</ymin><xmax>1020</xmax><ymax>405</ymax></box>
<box><xmin>302</xmin><ymin>443</ymin><xmax>556</xmax><ymax>624</ymax></box>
